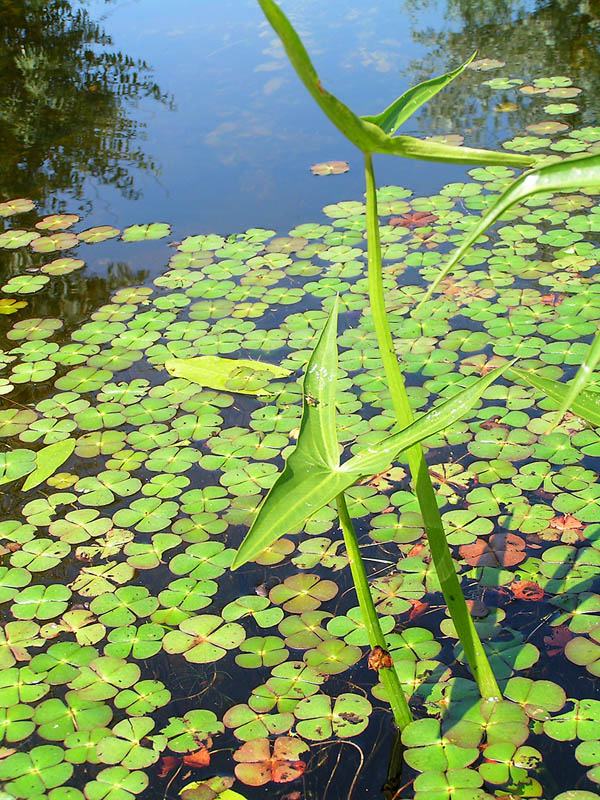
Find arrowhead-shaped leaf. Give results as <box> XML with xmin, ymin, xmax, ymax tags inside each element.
<box><xmin>256</xmin><ymin>0</ymin><xmax>534</xmax><ymax>168</ymax></box>
<box><xmin>422</xmin><ymin>153</ymin><xmax>600</xmax><ymax>303</ymax></box>
<box><xmin>362</xmin><ymin>51</ymin><xmax>477</xmax><ymax>135</ymax></box>
<box><xmin>231</xmin><ymin>299</ymin><xmax>511</xmax><ymax>569</ymax></box>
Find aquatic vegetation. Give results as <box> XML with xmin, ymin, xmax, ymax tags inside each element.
<box><xmin>2</xmin><ymin>16</ymin><xmax>600</xmax><ymax>800</ymax></box>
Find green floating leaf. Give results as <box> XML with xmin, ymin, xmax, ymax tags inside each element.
<box><xmin>0</xmin><ymin>198</ymin><xmax>35</xmax><ymax>216</ymax></box>
<box><xmin>294</xmin><ymin>692</ymin><xmax>371</xmax><ymax>740</ymax></box>
<box><xmin>121</xmin><ymin>223</ymin><xmax>171</xmax><ymax>242</ymax></box>
<box><xmin>0</xmin><ymin>449</ymin><xmax>36</xmax><ymax>486</ymax></box>
<box><xmin>23</xmin><ymin>438</ymin><xmax>76</xmax><ymax>491</ymax></box>
<box><xmin>165</xmin><ymin>355</ymin><xmax>290</xmax><ymax>395</ymax></box>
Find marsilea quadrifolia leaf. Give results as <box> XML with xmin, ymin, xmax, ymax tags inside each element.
<box><xmin>257</xmin><ymin>0</ymin><xmax>535</xmax><ymax>168</ymax></box>
<box><xmin>232</xmin><ymin>298</ymin><xmax>510</xmax><ymax>568</ymax></box>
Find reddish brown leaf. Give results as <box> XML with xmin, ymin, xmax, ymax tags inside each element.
<box><xmin>540</xmin><ymin>293</ymin><xmax>564</xmax><ymax>306</ymax></box>
<box><xmin>459</xmin><ymin>533</ymin><xmax>526</xmax><ymax>567</ymax></box>
<box><xmin>157</xmin><ymin>756</ymin><xmax>181</xmax><ymax>777</ymax></box>
<box><xmin>272</xmin><ymin>759</ymin><xmax>307</xmax><ymax>783</ymax></box>
<box><xmin>362</xmin><ymin>466</ymin><xmax>406</xmax><ymax>492</ymax></box>
<box><xmin>389</xmin><ymin>211</ymin><xmax>438</xmax><ymax>229</ymax></box>
<box><xmin>408</xmin><ymin>600</ymin><xmax>429</xmax><ymax>621</ymax></box>
<box><xmin>367</xmin><ymin>646</ymin><xmax>393</xmax><ymax>671</ymax></box>
<box><xmin>543</xmin><ymin>625</ymin><xmax>573</xmax><ymax>657</ymax></box>
<box><xmin>549</xmin><ymin>515</ymin><xmax>583</xmax><ymax>533</ymax></box>
<box><xmin>479</xmin><ymin>419</ymin><xmax>510</xmax><ymax>431</ymax></box>
<box><xmin>234</xmin><ymin>737</ymin><xmax>309</xmax><ymax>787</ymax></box>
<box><xmin>466</xmin><ymin>599</ymin><xmax>489</xmax><ymax>618</ymax></box>
<box><xmin>183</xmin><ymin>746</ymin><xmax>211</xmax><ymax>768</ymax></box>
<box><xmin>511</xmin><ymin>580</ymin><xmax>544</xmax><ymax>601</ymax></box>
<box><xmin>406</xmin><ymin>543</ymin><xmax>426</xmax><ymax>558</ymax></box>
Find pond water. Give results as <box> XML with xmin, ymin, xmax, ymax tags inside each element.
<box><xmin>2</xmin><ymin>2</ymin><xmax>600</xmax><ymax>800</ymax></box>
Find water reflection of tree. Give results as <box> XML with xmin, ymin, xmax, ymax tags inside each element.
<box><xmin>402</xmin><ymin>0</ymin><xmax>600</xmax><ymax>145</ymax></box>
<box><xmin>0</xmin><ymin>0</ymin><xmax>172</xmax><ymax>210</ymax></box>
<box><xmin>0</xmin><ymin>245</ymin><xmax>149</xmax><ymax>333</ymax></box>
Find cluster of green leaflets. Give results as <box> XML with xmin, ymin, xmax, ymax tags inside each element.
<box><xmin>2</xmin><ymin>68</ymin><xmax>600</xmax><ymax>800</ymax></box>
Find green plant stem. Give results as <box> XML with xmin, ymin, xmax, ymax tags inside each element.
<box><xmin>336</xmin><ymin>492</ymin><xmax>413</xmax><ymax>729</ymax></box>
<box><xmin>363</xmin><ymin>151</ymin><xmax>501</xmax><ymax>701</ymax></box>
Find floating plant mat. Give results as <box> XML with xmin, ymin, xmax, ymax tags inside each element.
<box><xmin>3</xmin><ymin>78</ymin><xmax>600</xmax><ymax>800</ymax></box>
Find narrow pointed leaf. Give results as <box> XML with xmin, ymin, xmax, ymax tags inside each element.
<box><xmin>512</xmin><ymin>367</ymin><xmax>600</xmax><ymax>429</ymax></box>
<box><xmin>362</xmin><ymin>51</ymin><xmax>477</xmax><ymax>135</ymax></box>
<box><xmin>421</xmin><ymin>153</ymin><xmax>600</xmax><ymax>303</ymax></box>
<box><xmin>375</xmin><ymin>133</ymin><xmax>535</xmax><ymax>166</ymax></box>
<box><xmin>232</xmin><ymin>299</ymin><xmax>340</xmax><ymax>569</ymax></box>
<box><xmin>232</xmin><ymin>362</ymin><xmax>510</xmax><ymax>569</ymax></box>
<box><xmin>256</xmin><ymin>0</ymin><xmax>534</xmax><ymax>168</ymax></box>
<box><xmin>23</xmin><ymin>439</ymin><xmax>76</xmax><ymax>491</ymax></box>
<box><xmin>547</xmin><ymin>330</ymin><xmax>600</xmax><ymax>433</ymax></box>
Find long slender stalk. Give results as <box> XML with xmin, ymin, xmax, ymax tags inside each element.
<box><xmin>336</xmin><ymin>493</ymin><xmax>413</xmax><ymax>729</ymax></box>
<box><xmin>363</xmin><ymin>152</ymin><xmax>501</xmax><ymax>700</ymax></box>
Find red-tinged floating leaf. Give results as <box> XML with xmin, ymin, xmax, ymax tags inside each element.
<box><xmin>408</xmin><ymin>600</ymin><xmax>429</xmax><ymax>621</ymax></box>
<box><xmin>406</xmin><ymin>543</ymin><xmax>426</xmax><ymax>558</ymax></box>
<box><xmin>512</xmin><ymin>580</ymin><xmax>544</xmax><ymax>601</ymax></box>
<box><xmin>544</xmin><ymin>625</ymin><xmax>573</xmax><ymax>657</ymax></box>
<box><xmin>459</xmin><ymin>533</ymin><xmax>526</xmax><ymax>567</ymax></box>
<box><xmin>0</xmin><ymin>198</ymin><xmax>35</xmax><ymax>216</ymax></box>
<box><xmin>273</xmin><ymin>759</ymin><xmax>306</xmax><ymax>783</ymax></box>
<box><xmin>550</xmin><ymin>515</ymin><xmax>584</xmax><ymax>533</ymax></box>
<box><xmin>183</xmin><ymin>745</ymin><xmax>211</xmax><ymax>768</ymax></box>
<box><xmin>35</xmin><ymin>214</ymin><xmax>80</xmax><ymax>231</ymax></box>
<box><xmin>281</xmin><ymin>792</ymin><xmax>301</xmax><ymax>800</ymax></box>
<box><xmin>540</xmin><ymin>293</ymin><xmax>565</xmax><ymax>306</ymax></box>
<box><xmin>234</xmin><ymin>736</ymin><xmax>309</xmax><ymax>786</ymax></box>
<box><xmin>389</xmin><ymin>211</ymin><xmax>438</xmax><ymax>229</ymax></box>
<box><xmin>367</xmin><ymin>646</ymin><xmax>393</xmax><ymax>671</ymax></box>
<box><xmin>157</xmin><ymin>755</ymin><xmax>181</xmax><ymax>777</ymax></box>
<box><xmin>310</xmin><ymin>161</ymin><xmax>349</xmax><ymax>176</ymax></box>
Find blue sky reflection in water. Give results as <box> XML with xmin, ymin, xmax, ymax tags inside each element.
<box><xmin>49</xmin><ymin>0</ymin><xmax>598</xmax><ymax>237</ymax></box>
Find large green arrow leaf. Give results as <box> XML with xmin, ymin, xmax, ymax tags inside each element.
<box><xmin>512</xmin><ymin>367</ymin><xmax>600</xmax><ymax>429</ymax></box>
<box><xmin>231</xmin><ymin>303</ymin><xmax>510</xmax><ymax>568</ymax></box>
<box><xmin>362</xmin><ymin>51</ymin><xmax>477</xmax><ymax>135</ymax></box>
<box><xmin>257</xmin><ymin>0</ymin><xmax>534</xmax><ymax>168</ymax></box>
<box><xmin>421</xmin><ymin>153</ymin><xmax>600</xmax><ymax>303</ymax></box>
